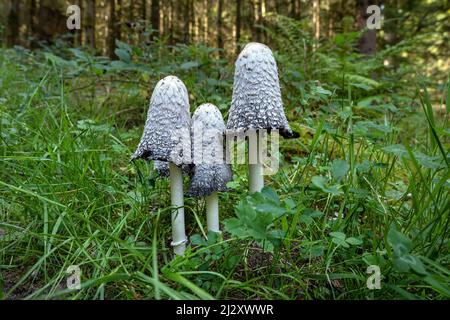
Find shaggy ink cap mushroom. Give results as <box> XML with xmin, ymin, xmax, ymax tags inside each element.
<box><xmin>132</xmin><ymin>75</ymin><xmax>191</xmax><ymax>166</ymax></box>
<box><xmin>154</xmin><ymin>160</ymin><xmax>169</xmax><ymax>177</ymax></box>
<box><xmin>188</xmin><ymin>103</ymin><xmax>232</xmax><ymax>197</ymax></box>
<box><xmin>153</xmin><ymin>160</ymin><xmax>192</xmax><ymax>178</ymax></box>
<box><xmin>226</xmin><ymin>42</ymin><xmax>298</xmax><ymax>138</ymax></box>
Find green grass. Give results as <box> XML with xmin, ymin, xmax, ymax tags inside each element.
<box><xmin>0</xmin><ymin>41</ymin><xmax>448</xmax><ymax>300</ymax></box>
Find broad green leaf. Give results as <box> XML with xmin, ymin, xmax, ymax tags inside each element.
<box><xmin>330</xmin><ymin>231</ymin><xmax>346</xmax><ymax>240</ymax></box>
<box><xmin>408</xmin><ymin>255</ymin><xmax>428</xmax><ymax>275</ymax></box>
<box><xmin>312</xmin><ymin>176</ymin><xmax>342</xmax><ymax>196</ymax></box>
<box><xmin>300</xmin><ymin>209</ymin><xmax>323</xmax><ymax>226</ymax></box>
<box><xmin>180</xmin><ymin>61</ymin><xmax>200</xmax><ymax>70</ymax></box>
<box><xmin>260</xmin><ymin>187</ymin><xmax>280</xmax><ymax>204</ymax></box>
<box><xmin>223</xmin><ymin>188</ymin><xmax>287</xmax><ymax>253</ymax></box>
<box><xmin>190</xmin><ymin>234</ymin><xmax>206</xmax><ymax>246</ymax></box>
<box><xmin>387</xmin><ymin>227</ymin><xmax>412</xmax><ymax>256</ymax></box>
<box><xmin>331</xmin><ymin>159</ymin><xmax>349</xmax><ymax>182</ymax></box>
<box><xmin>332</xmin><ymin>237</ymin><xmax>350</xmax><ymax>248</ymax></box>
<box><xmin>346</xmin><ymin>237</ymin><xmax>363</xmax><ymax>246</ymax></box>
<box><xmin>115</xmin><ymin>39</ymin><xmax>131</xmax><ymax>51</ymax></box>
<box><xmin>114</xmin><ymin>48</ymin><xmax>131</xmax><ymax>63</ymax></box>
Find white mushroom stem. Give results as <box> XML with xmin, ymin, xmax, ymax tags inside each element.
<box><xmin>249</xmin><ymin>162</ymin><xmax>264</xmax><ymax>192</ymax></box>
<box><xmin>249</xmin><ymin>134</ymin><xmax>264</xmax><ymax>193</ymax></box>
<box><xmin>205</xmin><ymin>192</ymin><xmax>220</xmax><ymax>233</ymax></box>
<box><xmin>169</xmin><ymin>163</ymin><xmax>187</xmax><ymax>255</ymax></box>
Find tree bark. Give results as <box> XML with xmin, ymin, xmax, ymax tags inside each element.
<box><xmin>313</xmin><ymin>0</ymin><xmax>320</xmax><ymax>41</ymax></box>
<box><xmin>150</xmin><ymin>0</ymin><xmax>160</xmax><ymax>39</ymax></box>
<box><xmin>6</xmin><ymin>0</ymin><xmax>20</xmax><ymax>47</ymax></box>
<box><xmin>356</xmin><ymin>0</ymin><xmax>377</xmax><ymax>55</ymax></box>
<box><xmin>255</xmin><ymin>0</ymin><xmax>263</xmax><ymax>42</ymax></box>
<box><xmin>217</xmin><ymin>0</ymin><xmax>224</xmax><ymax>51</ymax></box>
<box><xmin>142</xmin><ymin>0</ymin><xmax>146</xmax><ymax>22</ymax></box>
<box><xmin>274</xmin><ymin>0</ymin><xmax>281</xmax><ymax>14</ymax></box>
<box><xmin>108</xmin><ymin>0</ymin><xmax>117</xmax><ymax>58</ymax></box>
<box><xmin>297</xmin><ymin>0</ymin><xmax>301</xmax><ymax>18</ymax></box>
<box><xmin>117</xmin><ymin>0</ymin><xmax>122</xmax><ymax>41</ymax></box>
<box><xmin>129</xmin><ymin>0</ymin><xmax>135</xmax><ymax>23</ymax></box>
<box><xmin>183</xmin><ymin>0</ymin><xmax>190</xmax><ymax>43</ymax></box>
<box><xmin>290</xmin><ymin>0</ymin><xmax>296</xmax><ymax>18</ymax></box>
<box><xmin>236</xmin><ymin>0</ymin><xmax>241</xmax><ymax>54</ymax></box>
<box><xmin>29</xmin><ymin>0</ymin><xmax>37</xmax><ymax>46</ymax></box>
<box><xmin>169</xmin><ymin>0</ymin><xmax>174</xmax><ymax>44</ymax></box>
<box><xmin>190</xmin><ymin>0</ymin><xmax>195</xmax><ymax>42</ymax></box>
<box><xmin>76</xmin><ymin>0</ymin><xmax>83</xmax><ymax>46</ymax></box>
<box><xmin>86</xmin><ymin>0</ymin><xmax>96</xmax><ymax>49</ymax></box>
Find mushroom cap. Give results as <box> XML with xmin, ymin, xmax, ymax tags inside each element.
<box><xmin>188</xmin><ymin>103</ymin><xmax>232</xmax><ymax>197</ymax></box>
<box><xmin>226</xmin><ymin>42</ymin><xmax>297</xmax><ymax>138</ymax></box>
<box><xmin>188</xmin><ymin>164</ymin><xmax>232</xmax><ymax>197</ymax></box>
<box><xmin>131</xmin><ymin>76</ymin><xmax>191</xmax><ymax>166</ymax></box>
<box><xmin>153</xmin><ymin>160</ymin><xmax>192</xmax><ymax>178</ymax></box>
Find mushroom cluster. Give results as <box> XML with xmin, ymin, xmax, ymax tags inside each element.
<box><xmin>132</xmin><ymin>42</ymin><xmax>296</xmax><ymax>256</ymax></box>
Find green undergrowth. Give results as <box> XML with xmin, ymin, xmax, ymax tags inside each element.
<box><xmin>0</xmin><ymin>35</ymin><xmax>448</xmax><ymax>300</ymax></box>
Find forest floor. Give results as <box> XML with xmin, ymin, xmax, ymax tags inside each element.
<box><xmin>0</xmin><ymin>42</ymin><xmax>449</xmax><ymax>300</ymax></box>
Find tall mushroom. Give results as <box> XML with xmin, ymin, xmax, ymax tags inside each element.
<box><xmin>132</xmin><ymin>75</ymin><xmax>191</xmax><ymax>255</ymax></box>
<box><xmin>188</xmin><ymin>103</ymin><xmax>232</xmax><ymax>233</ymax></box>
<box><xmin>226</xmin><ymin>42</ymin><xmax>298</xmax><ymax>193</ymax></box>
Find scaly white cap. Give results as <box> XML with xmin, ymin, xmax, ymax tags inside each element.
<box><xmin>227</xmin><ymin>42</ymin><xmax>297</xmax><ymax>138</ymax></box>
<box><xmin>188</xmin><ymin>103</ymin><xmax>232</xmax><ymax>197</ymax></box>
<box><xmin>132</xmin><ymin>76</ymin><xmax>192</xmax><ymax>165</ymax></box>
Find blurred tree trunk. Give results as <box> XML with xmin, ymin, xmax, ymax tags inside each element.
<box><xmin>29</xmin><ymin>0</ymin><xmax>37</xmax><ymax>46</ymax></box>
<box><xmin>162</xmin><ymin>0</ymin><xmax>168</xmax><ymax>36</ymax></box>
<box><xmin>255</xmin><ymin>0</ymin><xmax>263</xmax><ymax>42</ymax></box>
<box><xmin>142</xmin><ymin>0</ymin><xmax>146</xmax><ymax>21</ymax></box>
<box><xmin>169</xmin><ymin>0</ymin><xmax>174</xmax><ymax>44</ymax></box>
<box><xmin>290</xmin><ymin>0</ymin><xmax>296</xmax><ymax>18</ymax></box>
<box><xmin>6</xmin><ymin>0</ymin><xmax>20</xmax><ymax>47</ymax></box>
<box><xmin>174</xmin><ymin>0</ymin><xmax>182</xmax><ymax>43</ymax></box>
<box><xmin>76</xmin><ymin>0</ymin><xmax>83</xmax><ymax>46</ymax></box>
<box><xmin>189</xmin><ymin>0</ymin><xmax>195</xmax><ymax>42</ymax></box>
<box><xmin>274</xmin><ymin>0</ymin><xmax>281</xmax><ymax>14</ymax></box>
<box><xmin>86</xmin><ymin>0</ymin><xmax>96</xmax><ymax>48</ymax></box>
<box><xmin>236</xmin><ymin>0</ymin><xmax>241</xmax><ymax>54</ymax></box>
<box><xmin>313</xmin><ymin>0</ymin><xmax>320</xmax><ymax>41</ymax></box>
<box><xmin>108</xmin><ymin>0</ymin><xmax>117</xmax><ymax>58</ymax></box>
<box><xmin>129</xmin><ymin>0</ymin><xmax>135</xmax><ymax>23</ymax></box>
<box><xmin>117</xmin><ymin>0</ymin><xmax>122</xmax><ymax>41</ymax></box>
<box><xmin>204</xmin><ymin>0</ymin><xmax>210</xmax><ymax>44</ymax></box>
<box><xmin>356</xmin><ymin>0</ymin><xmax>376</xmax><ymax>55</ymax></box>
<box><xmin>184</xmin><ymin>0</ymin><xmax>190</xmax><ymax>43</ymax></box>
<box><xmin>217</xmin><ymin>0</ymin><xmax>224</xmax><ymax>53</ymax></box>
<box><xmin>246</xmin><ymin>0</ymin><xmax>255</xmax><ymax>41</ymax></box>
<box><xmin>150</xmin><ymin>0</ymin><xmax>160</xmax><ymax>39</ymax></box>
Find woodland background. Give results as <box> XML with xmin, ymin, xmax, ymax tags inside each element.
<box><xmin>0</xmin><ymin>0</ymin><xmax>449</xmax><ymax>300</ymax></box>
<box><xmin>0</xmin><ymin>1</ymin><xmax>448</xmax><ymax>62</ymax></box>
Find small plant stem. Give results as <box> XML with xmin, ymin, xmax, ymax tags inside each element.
<box><xmin>249</xmin><ymin>133</ymin><xmax>264</xmax><ymax>192</ymax></box>
<box><xmin>205</xmin><ymin>192</ymin><xmax>220</xmax><ymax>232</ymax></box>
<box><xmin>169</xmin><ymin>163</ymin><xmax>187</xmax><ymax>255</ymax></box>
